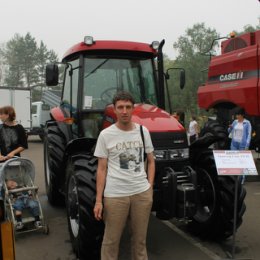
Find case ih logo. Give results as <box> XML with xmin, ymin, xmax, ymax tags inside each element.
<box><xmin>207</xmin><ymin>70</ymin><xmax>258</xmax><ymax>85</ymax></box>
<box><xmin>219</xmin><ymin>72</ymin><xmax>244</xmax><ymax>82</ymax></box>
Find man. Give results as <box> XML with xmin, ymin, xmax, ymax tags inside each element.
<box><xmin>93</xmin><ymin>91</ymin><xmax>155</xmax><ymax>260</ymax></box>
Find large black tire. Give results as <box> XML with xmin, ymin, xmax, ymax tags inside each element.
<box><xmin>200</xmin><ymin>120</ymin><xmax>229</xmax><ymax>149</ymax></box>
<box><xmin>66</xmin><ymin>154</ymin><xmax>104</xmax><ymax>260</ymax></box>
<box><xmin>44</xmin><ymin>122</ymin><xmax>67</xmax><ymax>206</ymax></box>
<box><xmin>189</xmin><ymin>150</ymin><xmax>246</xmax><ymax>240</ymax></box>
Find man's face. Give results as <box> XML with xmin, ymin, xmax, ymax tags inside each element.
<box><xmin>114</xmin><ymin>100</ymin><xmax>134</xmax><ymax>125</ymax></box>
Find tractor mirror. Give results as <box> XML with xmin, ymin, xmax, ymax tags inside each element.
<box><xmin>46</xmin><ymin>64</ymin><xmax>59</xmax><ymax>86</ymax></box>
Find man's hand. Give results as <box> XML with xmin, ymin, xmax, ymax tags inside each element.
<box><xmin>93</xmin><ymin>202</ymin><xmax>103</xmax><ymax>221</ymax></box>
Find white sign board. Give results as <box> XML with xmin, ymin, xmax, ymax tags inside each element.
<box><xmin>213</xmin><ymin>150</ymin><xmax>258</xmax><ymax>176</ymax></box>
<box><xmin>84</xmin><ymin>96</ymin><xmax>93</xmax><ymax>109</ymax></box>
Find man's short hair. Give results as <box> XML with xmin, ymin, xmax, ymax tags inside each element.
<box><xmin>112</xmin><ymin>91</ymin><xmax>135</xmax><ymax>106</ymax></box>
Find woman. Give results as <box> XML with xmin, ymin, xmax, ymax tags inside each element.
<box><xmin>0</xmin><ymin>106</ymin><xmax>28</xmax><ymax>161</ymax></box>
<box><xmin>228</xmin><ymin>108</ymin><xmax>252</xmax><ymax>184</ymax></box>
<box><xmin>228</xmin><ymin>108</ymin><xmax>252</xmax><ymax>151</ymax></box>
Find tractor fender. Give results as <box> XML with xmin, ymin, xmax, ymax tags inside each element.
<box><xmin>46</xmin><ymin>120</ymin><xmax>72</xmax><ymax>144</ymax></box>
<box><xmin>65</xmin><ymin>137</ymin><xmax>97</xmax><ymax>157</ymax></box>
<box><xmin>189</xmin><ymin>133</ymin><xmax>223</xmax><ymax>167</ymax></box>
<box><xmin>49</xmin><ymin>107</ymin><xmax>66</xmax><ymax>122</ymax></box>
<box><xmin>190</xmin><ymin>132</ymin><xmax>224</xmax><ymax>149</ymax></box>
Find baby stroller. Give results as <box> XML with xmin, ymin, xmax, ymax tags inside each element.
<box><xmin>0</xmin><ymin>157</ymin><xmax>49</xmax><ymax>236</ymax></box>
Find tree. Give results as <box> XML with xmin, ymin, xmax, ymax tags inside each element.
<box><xmin>169</xmin><ymin>23</ymin><xmax>219</xmax><ymax>117</ymax></box>
<box><xmin>21</xmin><ymin>33</ymin><xmax>38</xmax><ymax>87</ymax></box>
<box><xmin>1</xmin><ymin>33</ymin><xmax>58</xmax><ymax>91</ymax></box>
<box><xmin>3</xmin><ymin>34</ymin><xmax>25</xmax><ymax>87</ymax></box>
<box><xmin>36</xmin><ymin>41</ymin><xmax>58</xmax><ymax>91</ymax></box>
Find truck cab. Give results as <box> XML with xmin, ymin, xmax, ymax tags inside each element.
<box><xmin>29</xmin><ymin>101</ymin><xmax>51</xmax><ymax>140</ymax></box>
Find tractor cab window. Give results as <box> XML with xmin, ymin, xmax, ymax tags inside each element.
<box><xmin>62</xmin><ymin>59</ymin><xmax>79</xmax><ymax>111</ymax></box>
<box><xmin>62</xmin><ymin>59</ymin><xmax>80</xmax><ymax>135</ymax></box>
<box><xmin>82</xmin><ymin>57</ymin><xmax>157</xmax><ymax>110</ymax></box>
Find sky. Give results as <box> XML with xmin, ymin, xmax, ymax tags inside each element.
<box><xmin>1</xmin><ymin>0</ymin><xmax>260</xmax><ymax>59</ymax></box>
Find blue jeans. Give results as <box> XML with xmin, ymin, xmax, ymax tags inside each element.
<box><xmin>230</xmin><ymin>140</ymin><xmax>246</xmax><ymax>151</ymax></box>
<box><xmin>13</xmin><ymin>196</ymin><xmax>39</xmax><ymax>217</ymax></box>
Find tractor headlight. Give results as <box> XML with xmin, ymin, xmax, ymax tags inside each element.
<box><xmin>154</xmin><ymin>148</ymin><xmax>189</xmax><ymax>161</ymax></box>
<box><xmin>169</xmin><ymin>148</ymin><xmax>189</xmax><ymax>159</ymax></box>
<box><xmin>150</xmin><ymin>41</ymin><xmax>160</xmax><ymax>50</ymax></box>
<box><xmin>153</xmin><ymin>150</ymin><xmax>167</xmax><ymax>160</ymax></box>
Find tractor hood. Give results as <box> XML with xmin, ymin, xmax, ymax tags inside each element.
<box><xmin>103</xmin><ymin>103</ymin><xmax>185</xmax><ymax>133</ymax></box>
<box><xmin>132</xmin><ymin>104</ymin><xmax>184</xmax><ymax>132</ymax></box>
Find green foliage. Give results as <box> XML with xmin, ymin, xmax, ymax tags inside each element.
<box><xmin>166</xmin><ymin>23</ymin><xmax>218</xmax><ymax>118</ymax></box>
<box><xmin>0</xmin><ymin>33</ymin><xmax>58</xmax><ymax>95</ymax></box>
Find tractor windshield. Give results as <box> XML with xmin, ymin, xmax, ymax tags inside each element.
<box><xmin>82</xmin><ymin>57</ymin><xmax>157</xmax><ymax>109</ymax></box>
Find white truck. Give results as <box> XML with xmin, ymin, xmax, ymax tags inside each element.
<box><xmin>30</xmin><ymin>101</ymin><xmax>51</xmax><ymax>140</ymax></box>
<box><xmin>30</xmin><ymin>90</ymin><xmax>61</xmax><ymax>140</ymax></box>
<box><xmin>0</xmin><ymin>87</ymin><xmax>54</xmax><ymax>140</ymax></box>
<box><xmin>0</xmin><ymin>87</ymin><xmax>31</xmax><ymax>130</ymax></box>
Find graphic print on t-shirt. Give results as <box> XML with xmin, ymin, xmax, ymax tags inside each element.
<box><xmin>116</xmin><ymin>140</ymin><xmax>143</xmax><ymax>172</ymax></box>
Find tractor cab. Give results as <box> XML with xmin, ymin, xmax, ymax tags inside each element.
<box><xmin>46</xmin><ymin>36</ymin><xmax>183</xmax><ymax>140</ymax></box>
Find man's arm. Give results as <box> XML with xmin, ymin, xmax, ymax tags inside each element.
<box><xmin>146</xmin><ymin>152</ymin><xmax>155</xmax><ymax>187</ymax></box>
<box><xmin>93</xmin><ymin>157</ymin><xmax>107</xmax><ymax>221</ymax></box>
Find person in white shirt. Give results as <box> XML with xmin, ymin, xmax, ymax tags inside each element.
<box><xmin>93</xmin><ymin>91</ymin><xmax>155</xmax><ymax>260</ymax></box>
<box><xmin>188</xmin><ymin>115</ymin><xmax>199</xmax><ymax>144</ymax></box>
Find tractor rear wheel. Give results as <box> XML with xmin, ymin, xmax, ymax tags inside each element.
<box><xmin>189</xmin><ymin>150</ymin><xmax>246</xmax><ymax>240</ymax></box>
<box><xmin>44</xmin><ymin>122</ymin><xmax>66</xmax><ymax>206</ymax></box>
<box><xmin>66</xmin><ymin>154</ymin><xmax>104</xmax><ymax>260</ymax></box>
<box><xmin>200</xmin><ymin>120</ymin><xmax>229</xmax><ymax>149</ymax></box>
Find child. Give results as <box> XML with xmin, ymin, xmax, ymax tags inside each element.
<box><xmin>6</xmin><ymin>179</ymin><xmax>41</xmax><ymax>230</ymax></box>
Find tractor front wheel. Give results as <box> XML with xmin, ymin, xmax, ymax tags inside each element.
<box><xmin>66</xmin><ymin>154</ymin><xmax>104</xmax><ymax>260</ymax></box>
<box><xmin>189</xmin><ymin>150</ymin><xmax>246</xmax><ymax>240</ymax></box>
<box><xmin>44</xmin><ymin>122</ymin><xmax>66</xmax><ymax>206</ymax></box>
<box><xmin>200</xmin><ymin>120</ymin><xmax>229</xmax><ymax>149</ymax></box>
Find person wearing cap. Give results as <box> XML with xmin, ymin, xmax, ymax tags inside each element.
<box><xmin>228</xmin><ymin>108</ymin><xmax>252</xmax><ymax>183</ymax></box>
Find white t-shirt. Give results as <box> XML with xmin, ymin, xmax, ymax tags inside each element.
<box><xmin>189</xmin><ymin>120</ymin><xmax>198</xmax><ymax>136</ymax></box>
<box><xmin>94</xmin><ymin>123</ymin><xmax>154</xmax><ymax>197</ymax></box>
<box><xmin>233</xmin><ymin>122</ymin><xmax>243</xmax><ymax>142</ymax></box>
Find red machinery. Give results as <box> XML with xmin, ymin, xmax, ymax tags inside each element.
<box><xmin>198</xmin><ymin>30</ymin><xmax>260</xmax><ymax>149</ymax></box>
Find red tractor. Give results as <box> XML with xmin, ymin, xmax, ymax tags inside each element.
<box><xmin>45</xmin><ymin>36</ymin><xmax>246</xmax><ymax>259</ymax></box>
<box><xmin>198</xmin><ymin>30</ymin><xmax>260</xmax><ymax>150</ymax></box>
